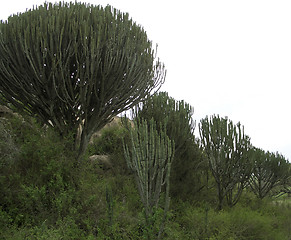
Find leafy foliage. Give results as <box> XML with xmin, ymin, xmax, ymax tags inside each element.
<box><xmin>87</xmin><ymin>124</ymin><xmax>130</xmax><ymax>174</ymax></box>
<box><xmin>0</xmin><ymin>112</ymin><xmax>290</xmax><ymax>239</ymax></box>
<box><xmin>176</xmin><ymin>201</ymin><xmax>290</xmax><ymax>240</ymax></box>
<box><xmin>1</xmin><ymin>2</ymin><xmax>290</xmax><ymax>239</ymax></box>
<box><xmin>0</xmin><ymin>116</ymin><xmax>77</xmax><ymax>227</ymax></box>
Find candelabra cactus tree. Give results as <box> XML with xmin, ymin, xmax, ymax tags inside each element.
<box><xmin>123</xmin><ymin>118</ymin><xmax>174</xmax><ymax>239</ymax></box>
<box><xmin>249</xmin><ymin>148</ymin><xmax>290</xmax><ymax>199</ymax></box>
<box><xmin>132</xmin><ymin>92</ymin><xmax>195</xmax><ymax>156</ymax></box>
<box><xmin>130</xmin><ymin>92</ymin><xmax>205</xmax><ymax>199</ymax></box>
<box><xmin>0</xmin><ymin>2</ymin><xmax>165</xmax><ymax>160</ymax></box>
<box><xmin>199</xmin><ymin>115</ymin><xmax>252</xmax><ymax>210</ymax></box>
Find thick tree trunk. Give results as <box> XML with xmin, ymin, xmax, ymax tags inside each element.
<box><xmin>77</xmin><ymin>129</ymin><xmax>91</xmax><ymax>162</ymax></box>
<box><xmin>217</xmin><ymin>183</ymin><xmax>224</xmax><ymax>211</ymax></box>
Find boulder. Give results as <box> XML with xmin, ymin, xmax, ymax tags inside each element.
<box><xmin>89</xmin><ymin>116</ymin><xmax>134</xmax><ymax>144</ymax></box>
<box><xmin>0</xmin><ymin>105</ymin><xmax>23</xmax><ymax>121</ymax></box>
<box><xmin>89</xmin><ymin>154</ymin><xmax>113</xmax><ymax>170</ymax></box>
<box><xmin>0</xmin><ymin>105</ymin><xmax>13</xmax><ymax>118</ymax></box>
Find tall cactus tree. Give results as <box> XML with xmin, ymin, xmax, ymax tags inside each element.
<box><xmin>199</xmin><ymin>115</ymin><xmax>252</xmax><ymax>210</ymax></box>
<box><xmin>0</xmin><ymin>2</ymin><xmax>165</xmax><ymax>160</ymax></box>
<box><xmin>132</xmin><ymin>92</ymin><xmax>195</xmax><ymax>156</ymax></box>
<box><xmin>123</xmin><ymin>118</ymin><xmax>174</xmax><ymax>240</ymax></box>
<box><xmin>131</xmin><ymin>92</ymin><xmax>205</xmax><ymax>199</ymax></box>
<box><xmin>249</xmin><ymin>148</ymin><xmax>290</xmax><ymax>199</ymax></box>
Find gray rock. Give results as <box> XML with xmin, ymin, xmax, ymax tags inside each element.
<box><xmin>89</xmin><ymin>154</ymin><xmax>113</xmax><ymax>170</ymax></box>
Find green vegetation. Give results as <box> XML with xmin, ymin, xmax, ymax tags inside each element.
<box><xmin>123</xmin><ymin>118</ymin><xmax>174</xmax><ymax>239</ymax></box>
<box><xmin>131</xmin><ymin>92</ymin><xmax>206</xmax><ymax>200</ymax></box>
<box><xmin>199</xmin><ymin>115</ymin><xmax>253</xmax><ymax>210</ymax></box>
<box><xmin>0</xmin><ymin>111</ymin><xmax>290</xmax><ymax>239</ymax></box>
<box><xmin>0</xmin><ymin>2</ymin><xmax>290</xmax><ymax>239</ymax></box>
<box><xmin>249</xmin><ymin>147</ymin><xmax>290</xmax><ymax>199</ymax></box>
<box><xmin>0</xmin><ymin>2</ymin><xmax>165</xmax><ymax>159</ymax></box>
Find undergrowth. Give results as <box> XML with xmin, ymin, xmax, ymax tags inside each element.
<box><xmin>0</xmin><ymin>116</ymin><xmax>290</xmax><ymax>239</ymax></box>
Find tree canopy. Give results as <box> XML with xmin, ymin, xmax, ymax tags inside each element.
<box><xmin>249</xmin><ymin>148</ymin><xmax>290</xmax><ymax>199</ymax></box>
<box><xmin>199</xmin><ymin>115</ymin><xmax>253</xmax><ymax>209</ymax></box>
<box><xmin>130</xmin><ymin>92</ymin><xmax>205</xmax><ymax>199</ymax></box>
<box><xmin>0</xmin><ymin>2</ymin><xmax>165</xmax><ymax>159</ymax></box>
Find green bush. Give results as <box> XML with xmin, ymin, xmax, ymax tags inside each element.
<box><xmin>0</xmin><ymin>118</ymin><xmax>19</xmax><ymax>165</ymax></box>
<box><xmin>1</xmin><ymin>218</ymin><xmax>88</xmax><ymax>240</ymax></box>
<box><xmin>174</xmin><ymin>201</ymin><xmax>290</xmax><ymax>240</ymax></box>
<box><xmin>0</xmin><ymin>116</ymin><xmax>79</xmax><ymax>227</ymax></box>
<box><xmin>87</xmin><ymin>125</ymin><xmax>130</xmax><ymax>174</ymax></box>
<box><xmin>1</xmin><ymin>115</ymin><xmax>290</xmax><ymax>239</ymax></box>
<box><xmin>88</xmin><ymin>126</ymin><xmax>128</xmax><ymax>155</ymax></box>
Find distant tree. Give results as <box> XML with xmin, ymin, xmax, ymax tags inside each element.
<box><xmin>282</xmin><ymin>163</ymin><xmax>291</xmax><ymax>195</ymax></box>
<box><xmin>199</xmin><ymin>115</ymin><xmax>252</xmax><ymax>210</ymax></box>
<box><xmin>132</xmin><ymin>92</ymin><xmax>195</xmax><ymax>156</ymax></box>
<box><xmin>0</xmin><ymin>2</ymin><xmax>165</xmax><ymax>160</ymax></box>
<box><xmin>248</xmin><ymin>148</ymin><xmax>290</xmax><ymax>199</ymax></box>
<box><xmin>123</xmin><ymin>118</ymin><xmax>174</xmax><ymax>240</ymax></box>
<box><xmin>131</xmin><ymin>92</ymin><xmax>206</xmax><ymax>199</ymax></box>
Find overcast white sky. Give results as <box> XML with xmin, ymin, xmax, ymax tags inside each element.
<box><xmin>1</xmin><ymin>0</ymin><xmax>290</xmax><ymax>161</ymax></box>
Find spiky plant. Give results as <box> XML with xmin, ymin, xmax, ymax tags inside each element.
<box><xmin>199</xmin><ymin>115</ymin><xmax>252</xmax><ymax>209</ymax></box>
<box><xmin>249</xmin><ymin>148</ymin><xmax>290</xmax><ymax>199</ymax></box>
<box><xmin>0</xmin><ymin>2</ymin><xmax>165</xmax><ymax>160</ymax></box>
<box><xmin>123</xmin><ymin>118</ymin><xmax>174</xmax><ymax>239</ymax></box>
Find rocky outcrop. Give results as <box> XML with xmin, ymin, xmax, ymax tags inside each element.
<box><xmin>0</xmin><ymin>105</ymin><xmax>24</xmax><ymax>121</ymax></box>
<box><xmin>0</xmin><ymin>117</ymin><xmax>20</xmax><ymax>163</ymax></box>
<box><xmin>0</xmin><ymin>105</ymin><xmax>13</xmax><ymax>118</ymax></box>
<box><xmin>89</xmin><ymin>154</ymin><xmax>113</xmax><ymax>170</ymax></box>
<box><xmin>89</xmin><ymin>116</ymin><xmax>134</xmax><ymax>144</ymax></box>
<box><xmin>90</xmin><ymin>116</ymin><xmax>123</xmax><ymax>142</ymax></box>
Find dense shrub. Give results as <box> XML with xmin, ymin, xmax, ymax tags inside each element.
<box><xmin>0</xmin><ymin>116</ymin><xmax>143</xmax><ymax>238</ymax></box>
<box><xmin>87</xmin><ymin>125</ymin><xmax>130</xmax><ymax>175</ymax></box>
<box><xmin>0</xmin><ymin>116</ymin><xmax>79</xmax><ymax>227</ymax></box>
<box><xmin>1</xmin><ymin>115</ymin><xmax>290</xmax><ymax>239</ymax></box>
<box><xmin>175</xmin><ymin>200</ymin><xmax>290</xmax><ymax>240</ymax></box>
<box><xmin>0</xmin><ymin>118</ymin><xmax>19</xmax><ymax>165</ymax></box>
